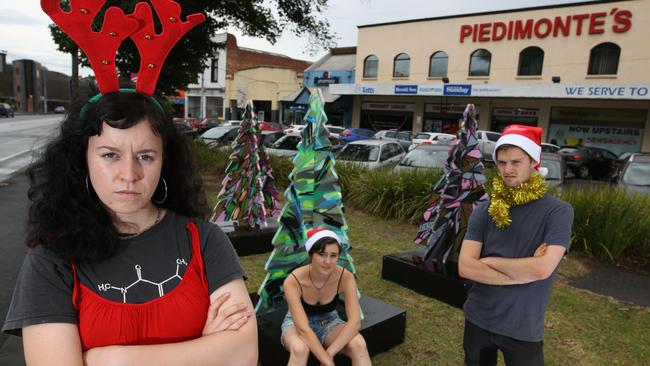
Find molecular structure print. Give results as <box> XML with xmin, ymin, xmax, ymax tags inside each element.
<box><xmin>97</xmin><ymin>258</ymin><xmax>188</xmax><ymax>303</ymax></box>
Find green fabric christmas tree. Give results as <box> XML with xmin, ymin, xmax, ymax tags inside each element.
<box><xmin>210</xmin><ymin>101</ymin><xmax>280</xmax><ymax>228</ymax></box>
<box><xmin>255</xmin><ymin>90</ymin><xmax>357</xmax><ymax>313</ymax></box>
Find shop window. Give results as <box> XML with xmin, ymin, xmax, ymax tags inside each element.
<box><xmin>363</xmin><ymin>55</ymin><xmax>378</xmax><ymax>78</ymax></box>
<box><xmin>210</xmin><ymin>58</ymin><xmax>219</xmax><ymax>82</ymax></box>
<box><xmin>588</xmin><ymin>42</ymin><xmax>620</xmax><ymax>75</ymax></box>
<box><xmin>429</xmin><ymin>51</ymin><xmax>448</xmax><ymax>77</ymax></box>
<box><xmin>393</xmin><ymin>53</ymin><xmax>410</xmax><ymax>77</ymax></box>
<box><xmin>469</xmin><ymin>49</ymin><xmax>491</xmax><ymax>76</ymax></box>
<box><xmin>518</xmin><ymin>46</ymin><xmax>544</xmax><ymax>76</ymax></box>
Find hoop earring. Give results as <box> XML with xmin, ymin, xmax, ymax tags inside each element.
<box><xmin>153</xmin><ymin>177</ymin><xmax>167</xmax><ymax>204</ymax></box>
<box><xmin>85</xmin><ymin>175</ymin><xmax>91</xmax><ymax>196</ymax></box>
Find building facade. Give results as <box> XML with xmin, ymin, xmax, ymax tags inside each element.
<box><xmin>281</xmin><ymin>47</ymin><xmax>356</xmax><ymax>127</ymax></box>
<box><xmin>0</xmin><ymin>51</ymin><xmax>14</xmax><ymax>104</ymax></box>
<box><xmin>13</xmin><ymin>59</ymin><xmax>44</xmax><ymax>113</ymax></box>
<box><xmin>331</xmin><ymin>0</ymin><xmax>650</xmax><ymax>155</ymax></box>
<box><xmin>186</xmin><ymin>33</ymin><xmax>311</xmax><ymax>122</ymax></box>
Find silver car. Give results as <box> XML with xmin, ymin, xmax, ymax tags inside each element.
<box><xmin>616</xmin><ymin>153</ymin><xmax>650</xmax><ymax>196</ymax></box>
<box><xmin>336</xmin><ymin>140</ymin><xmax>405</xmax><ymax>169</ymax></box>
<box><xmin>540</xmin><ymin>152</ymin><xmax>566</xmax><ymax>189</ymax></box>
<box><xmin>394</xmin><ymin>144</ymin><xmax>451</xmax><ymax>173</ymax></box>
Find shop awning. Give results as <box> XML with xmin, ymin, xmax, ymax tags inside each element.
<box><xmin>282</xmin><ymin>87</ymin><xmax>341</xmax><ymax>103</ymax></box>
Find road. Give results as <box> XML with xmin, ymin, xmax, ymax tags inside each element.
<box><xmin>0</xmin><ymin>115</ymin><xmax>62</xmax><ymax>183</ymax></box>
<box><xmin>0</xmin><ymin>114</ymin><xmax>61</xmax><ymax>365</ymax></box>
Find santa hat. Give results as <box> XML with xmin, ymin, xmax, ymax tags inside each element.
<box><xmin>493</xmin><ymin>125</ymin><xmax>543</xmax><ymax>163</ymax></box>
<box><xmin>304</xmin><ymin>229</ymin><xmax>340</xmax><ymax>253</ymax></box>
<box><xmin>493</xmin><ymin>124</ymin><xmax>548</xmax><ymax>177</ymax></box>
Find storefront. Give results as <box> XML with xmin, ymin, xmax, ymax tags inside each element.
<box><xmin>360</xmin><ymin>102</ymin><xmax>414</xmax><ymax>131</ymax></box>
<box><xmin>548</xmin><ymin>107</ymin><xmax>646</xmax><ymax>155</ymax></box>
<box><xmin>331</xmin><ymin>0</ymin><xmax>650</xmax><ymax>152</ymax></box>
<box><xmin>424</xmin><ymin>103</ymin><xmax>480</xmax><ymax>134</ymax></box>
<box><xmin>490</xmin><ymin>108</ymin><xmax>539</xmax><ymax>132</ymax></box>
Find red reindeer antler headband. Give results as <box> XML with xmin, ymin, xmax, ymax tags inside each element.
<box><xmin>41</xmin><ymin>0</ymin><xmax>206</xmax><ymax>96</ymax></box>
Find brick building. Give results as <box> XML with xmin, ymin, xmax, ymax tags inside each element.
<box><xmin>186</xmin><ymin>33</ymin><xmax>311</xmax><ymax>121</ymax></box>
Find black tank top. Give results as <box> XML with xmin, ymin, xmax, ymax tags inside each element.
<box><xmin>290</xmin><ymin>267</ymin><xmax>344</xmax><ymax>315</ymax></box>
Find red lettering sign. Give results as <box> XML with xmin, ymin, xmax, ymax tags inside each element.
<box><xmin>459</xmin><ymin>8</ymin><xmax>632</xmax><ymax>42</ymax></box>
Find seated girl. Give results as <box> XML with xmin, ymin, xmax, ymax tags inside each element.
<box><xmin>281</xmin><ymin>229</ymin><xmax>371</xmax><ymax>366</ymax></box>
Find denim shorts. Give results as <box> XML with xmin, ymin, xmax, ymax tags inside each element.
<box><xmin>280</xmin><ymin>309</ymin><xmax>346</xmax><ymax>346</ymax></box>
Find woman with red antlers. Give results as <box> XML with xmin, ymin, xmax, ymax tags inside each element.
<box><xmin>2</xmin><ymin>1</ymin><xmax>257</xmax><ymax>365</ymax></box>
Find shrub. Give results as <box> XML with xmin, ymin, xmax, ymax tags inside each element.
<box><xmin>561</xmin><ymin>185</ymin><xmax>650</xmax><ymax>262</ymax></box>
<box><xmin>338</xmin><ymin>163</ymin><xmax>442</xmax><ymax>224</ymax></box>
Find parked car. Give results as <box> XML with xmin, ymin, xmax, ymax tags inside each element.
<box><xmin>614</xmin><ymin>153</ymin><xmax>650</xmax><ymax>195</ymax></box>
<box><xmin>540</xmin><ymin>152</ymin><xmax>566</xmax><ymax>188</ymax></box>
<box><xmin>339</xmin><ymin>128</ymin><xmax>376</xmax><ymax>144</ymax></box>
<box><xmin>266</xmin><ymin>135</ymin><xmax>302</xmax><ymax>157</ymax></box>
<box><xmin>261</xmin><ymin>131</ymin><xmax>285</xmax><ymax>147</ymax></box>
<box><xmin>476</xmin><ymin>130</ymin><xmax>501</xmax><ymax>162</ymax></box>
<box><xmin>326</xmin><ymin>125</ymin><xmax>346</xmax><ymax>136</ymax></box>
<box><xmin>200</xmin><ymin>126</ymin><xmax>240</xmax><ymax>148</ymax></box>
<box><xmin>220</xmin><ymin>120</ymin><xmax>241</xmax><ymax>127</ymax></box>
<box><xmin>336</xmin><ymin>140</ymin><xmax>405</xmax><ymax>169</ymax></box>
<box><xmin>558</xmin><ymin>145</ymin><xmax>619</xmax><ymax>180</ymax></box>
<box><xmin>174</xmin><ymin>123</ymin><xmax>198</xmax><ymax>138</ymax></box>
<box><xmin>0</xmin><ymin>103</ymin><xmax>14</xmax><ymax>118</ymax></box>
<box><xmin>266</xmin><ymin>134</ymin><xmax>341</xmax><ymax>157</ymax></box>
<box><xmin>260</xmin><ymin>121</ymin><xmax>284</xmax><ymax>132</ymax></box>
<box><xmin>410</xmin><ymin>132</ymin><xmax>456</xmax><ymax>150</ymax></box>
<box><xmin>187</xmin><ymin>118</ymin><xmax>215</xmax><ymax>133</ymax></box>
<box><xmin>283</xmin><ymin>124</ymin><xmax>306</xmax><ymax>135</ymax></box>
<box><xmin>374</xmin><ymin>129</ymin><xmax>413</xmax><ymax>150</ymax></box>
<box><xmin>394</xmin><ymin>144</ymin><xmax>451</xmax><ymax>173</ymax></box>
<box><xmin>541</xmin><ymin>142</ymin><xmax>560</xmax><ymax>153</ymax></box>
<box><xmin>54</xmin><ymin>106</ymin><xmax>66</xmax><ymax>114</ymax></box>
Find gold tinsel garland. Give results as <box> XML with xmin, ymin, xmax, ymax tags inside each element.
<box><xmin>488</xmin><ymin>173</ymin><xmax>547</xmax><ymax>229</ymax></box>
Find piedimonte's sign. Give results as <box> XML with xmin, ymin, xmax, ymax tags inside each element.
<box><xmin>329</xmin><ymin>83</ymin><xmax>650</xmax><ymax>100</ymax></box>
<box><xmin>460</xmin><ymin>6</ymin><xmax>632</xmax><ymax>43</ymax></box>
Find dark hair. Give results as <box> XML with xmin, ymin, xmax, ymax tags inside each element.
<box><xmin>495</xmin><ymin>144</ymin><xmax>535</xmax><ymax>163</ymax></box>
<box><xmin>308</xmin><ymin>238</ymin><xmax>341</xmax><ymax>257</ymax></box>
<box><xmin>26</xmin><ymin>90</ymin><xmax>207</xmax><ymax>262</ymax></box>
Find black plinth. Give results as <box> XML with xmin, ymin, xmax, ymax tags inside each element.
<box><xmin>381</xmin><ymin>246</ymin><xmax>471</xmax><ymax>309</ymax></box>
<box><xmin>218</xmin><ymin>220</ymin><xmax>278</xmax><ymax>257</ymax></box>
<box><xmin>257</xmin><ymin>295</ymin><xmax>406</xmax><ymax>366</ymax></box>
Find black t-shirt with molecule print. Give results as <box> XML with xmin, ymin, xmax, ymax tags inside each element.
<box><xmin>3</xmin><ymin>210</ymin><xmax>246</xmax><ymax>336</ymax></box>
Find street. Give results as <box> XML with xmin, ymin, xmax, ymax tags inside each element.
<box><xmin>0</xmin><ymin>115</ymin><xmax>62</xmax><ymax>183</ymax></box>
<box><xmin>0</xmin><ymin>115</ymin><xmax>61</xmax><ymax>365</ymax></box>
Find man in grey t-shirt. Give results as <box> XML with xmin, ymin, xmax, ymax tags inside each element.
<box><xmin>459</xmin><ymin>125</ymin><xmax>573</xmax><ymax>366</ymax></box>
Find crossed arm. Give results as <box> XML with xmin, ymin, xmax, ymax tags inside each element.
<box><xmin>323</xmin><ymin>269</ymin><xmax>361</xmax><ymax>358</ymax></box>
<box><xmin>22</xmin><ymin>278</ymin><xmax>257</xmax><ymax>366</ymax></box>
<box><xmin>458</xmin><ymin>240</ymin><xmax>566</xmax><ymax>285</ymax></box>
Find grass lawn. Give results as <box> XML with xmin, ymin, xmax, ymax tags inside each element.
<box><xmin>236</xmin><ymin>206</ymin><xmax>650</xmax><ymax>366</ymax></box>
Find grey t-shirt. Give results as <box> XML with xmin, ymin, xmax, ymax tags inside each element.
<box><xmin>3</xmin><ymin>210</ymin><xmax>246</xmax><ymax>336</ymax></box>
<box><xmin>463</xmin><ymin>194</ymin><xmax>573</xmax><ymax>342</ymax></box>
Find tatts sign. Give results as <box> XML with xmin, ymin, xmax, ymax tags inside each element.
<box><xmin>460</xmin><ymin>7</ymin><xmax>632</xmax><ymax>43</ymax></box>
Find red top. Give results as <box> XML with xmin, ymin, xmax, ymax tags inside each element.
<box><xmin>71</xmin><ymin>222</ymin><xmax>209</xmax><ymax>351</ymax></box>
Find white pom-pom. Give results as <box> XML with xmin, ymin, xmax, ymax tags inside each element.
<box><xmin>538</xmin><ymin>166</ymin><xmax>548</xmax><ymax>178</ymax></box>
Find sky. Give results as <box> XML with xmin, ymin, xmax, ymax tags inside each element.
<box><xmin>0</xmin><ymin>0</ymin><xmax>594</xmax><ymax>76</ymax></box>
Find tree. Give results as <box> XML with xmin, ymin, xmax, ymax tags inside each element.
<box><xmin>210</xmin><ymin>101</ymin><xmax>280</xmax><ymax>228</ymax></box>
<box><xmin>255</xmin><ymin>90</ymin><xmax>357</xmax><ymax>314</ymax></box>
<box><xmin>47</xmin><ymin>0</ymin><xmax>336</xmax><ymax>96</ymax></box>
<box><xmin>414</xmin><ymin>104</ymin><xmax>488</xmax><ymax>274</ymax></box>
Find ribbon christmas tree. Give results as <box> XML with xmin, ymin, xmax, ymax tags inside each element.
<box><xmin>211</xmin><ymin>101</ymin><xmax>280</xmax><ymax>228</ymax></box>
<box><xmin>256</xmin><ymin>90</ymin><xmax>357</xmax><ymax>313</ymax></box>
<box><xmin>414</xmin><ymin>104</ymin><xmax>488</xmax><ymax>272</ymax></box>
